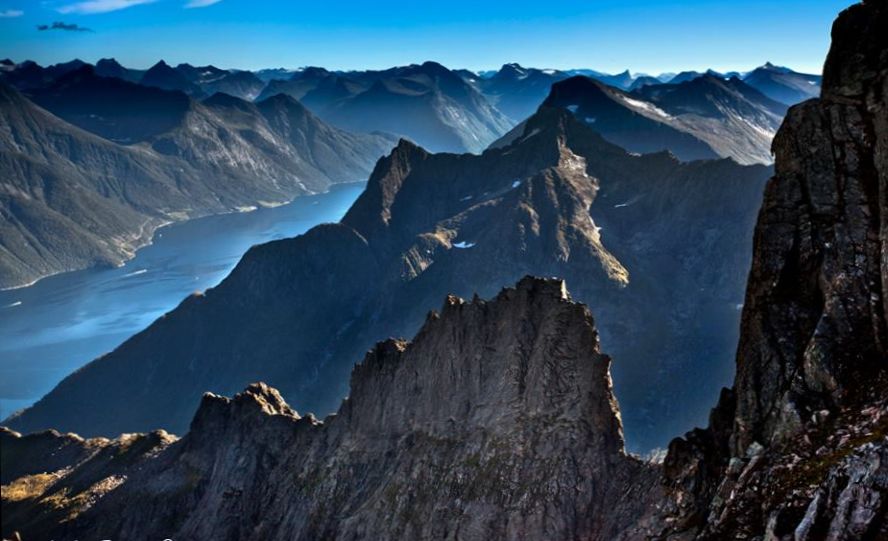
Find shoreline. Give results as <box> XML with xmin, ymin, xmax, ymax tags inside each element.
<box><xmin>0</xmin><ymin>180</ymin><xmax>367</xmax><ymax>293</ymax></box>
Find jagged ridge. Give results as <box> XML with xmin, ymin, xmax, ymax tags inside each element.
<box><xmin>0</xmin><ymin>277</ymin><xmax>658</xmax><ymax>540</ymax></box>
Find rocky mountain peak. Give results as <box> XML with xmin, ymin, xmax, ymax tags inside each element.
<box><xmin>1</xmin><ymin>279</ymin><xmax>657</xmax><ymax>540</ymax></box>
<box><xmin>341</xmin><ymin>276</ymin><xmax>626</xmax><ymax>454</ymax></box>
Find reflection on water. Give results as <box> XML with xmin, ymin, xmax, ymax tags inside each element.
<box><xmin>0</xmin><ymin>182</ymin><xmax>365</xmax><ymax>420</ymax></box>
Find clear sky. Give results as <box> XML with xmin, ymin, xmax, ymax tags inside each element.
<box><xmin>0</xmin><ymin>0</ymin><xmax>852</xmax><ymax>74</ymax></box>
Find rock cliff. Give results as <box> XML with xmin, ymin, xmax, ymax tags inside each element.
<box><xmin>1</xmin><ymin>278</ymin><xmax>658</xmax><ymax>540</ymax></box>
<box><xmin>659</xmin><ymin>1</ymin><xmax>888</xmax><ymax>538</ymax></box>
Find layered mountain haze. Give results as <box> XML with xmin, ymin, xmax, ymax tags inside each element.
<box><xmin>495</xmin><ymin>74</ymin><xmax>786</xmax><ymax>165</ymax></box>
<box><xmin>319</xmin><ymin>62</ymin><xmax>514</xmax><ymax>153</ymax></box>
<box><xmin>4</xmin><ymin>102</ymin><xmax>771</xmax><ymax>451</ymax></box>
<box><xmin>0</xmin><ymin>79</ymin><xmax>397</xmax><ymax>288</ymax></box>
<box><xmin>474</xmin><ymin>63</ymin><xmax>570</xmax><ymax>122</ymax></box>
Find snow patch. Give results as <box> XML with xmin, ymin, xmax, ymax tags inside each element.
<box><xmin>519</xmin><ymin>128</ymin><xmax>541</xmax><ymax>143</ymax></box>
<box><xmin>619</xmin><ymin>95</ymin><xmax>672</xmax><ymax>119</ymax></box>
<box><xmin>453</xmin><ymin>241</ymin><xmax>476</xmax><ymax>249</ymax></box>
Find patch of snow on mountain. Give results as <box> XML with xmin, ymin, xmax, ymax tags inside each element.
<box><xmin>619</xmin><ymin>95</ymin><xmax>672</xmax><ymax>119</ymax></box>
<box><xmin>519</xmin><ymin>128</ymin><xmax>541</xmax><ymax>143</ymax></box>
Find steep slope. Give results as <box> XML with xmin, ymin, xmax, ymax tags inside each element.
<box><xmin>742</xmin><ymin>62</ymin><xmax>822</xmax><ymax>105</ymax></box>
<box><xmin>634</xmin><ymin>75</ymin><xmax>788</xmax><ymax>164</ymax></box>
<box><xmin>0</xmin><ymin>83</ymin><xmax>396</xmax><ymax>289</ymax></box>
<box><xmin>0</xmin><ymin>278</ymin><xmax>659</xmax><ymax>541</ymax></box>
<box><xmin>5</xmin><ymin>105</ymin><xmax>771</xmax><ymax>452</ymax></box>
<box><xmin>659</xmin><ymin>2</ymin><xmax>888</xmax><ymax>538</ymax></box>
<box><xmin>0</xmin><ymin>83</ymin><xmax>186</xmax><ymax>289</ymax></box>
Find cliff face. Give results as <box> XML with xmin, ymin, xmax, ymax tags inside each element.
<box><xmin>661</xmin><ymin>2</ymin><xmax>888</xmax><ymax>538</ymax></box>
<box><xmin>1</xmin><ymin>278</ymin><xmax>658</xmax><ymax>541</ymax></box>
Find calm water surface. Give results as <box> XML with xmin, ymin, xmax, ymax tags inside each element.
<box><xmin>0</xmin><ymin>183</ymin><xmax>364</xmax><ymax>419</ymax></box>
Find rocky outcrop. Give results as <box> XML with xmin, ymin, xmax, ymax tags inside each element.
<box><xmin>659</xmin><ymin>1</ymin><xmax>888</xmax><ymax>538</ymax></box>
<box><xmin>1</xmin><ymin>278</ymin><xmax>659</xmax><ymax>541</ymax></box>
<box><xmin>5</xmin><ymin>100</ymin><xmax>771</xmax><ymax>452</ymax></box>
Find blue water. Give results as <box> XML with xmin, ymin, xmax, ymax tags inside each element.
<box><xmin>0</xmin><ymin>183</ymin><xmax>365</xmax><ymax>420</ymax></box>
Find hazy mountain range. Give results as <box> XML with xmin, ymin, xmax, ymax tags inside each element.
<box><xmin>494</xmin><ymin>73</ymin><xmax>789</xmax><ymax>165</ymax></box>
<box><xmin>1</xmin><ymin>1</ymin><xmax>885</xmax><ymax>539</ymax></box>
<box><xmin>4</xmin><ymin>99</ymin><xmax>772</xmax><ymax>451</ymax></box>
<box><xmin>0</xmin><ymin>56</ymin><xmax>815</xmax><ymax>289</ymax></box>
<box><xmin>0</xmin><ymin>73</ymin><xmax>395</xmax><ymax>289</ymax></box>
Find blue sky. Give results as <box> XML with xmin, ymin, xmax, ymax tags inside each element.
<box><xmin>0</xmin><ymin>0</ymin><xmax>851</xmax><ymax>74</ymax></box>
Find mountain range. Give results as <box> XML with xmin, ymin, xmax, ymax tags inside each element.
<box><xmin>1</xmin><ymin>55</ymin><xmax>806</xmax><ymax>290</ymax></box>
<box><xmin>4</xmin><ymin>97</ymin><xmax>772</xmax><ymax>451</ymax></box>
<box><xmin>0</xmin><ymin>75</ymin><xmax>396</xmax><ymax>289</ymax></box>
<box><xmin>494</xmin><ymin>73</ymin><xmax>787</xmax><ymax>165</ymax></box>
<box><xmin>1</xmin><ymin>1</ymin><xmax>885</xmax><ymax>539</ymax></box>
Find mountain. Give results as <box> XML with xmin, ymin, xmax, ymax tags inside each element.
<box><xmin>628</xmin><ymin>75</ymin><xmax>661</xmax><ymax>90</ymax></box>
<box><xmin>0</xmin><ymin>60</ymin><xmax>83</xmax><ymax>90</ymax></box>
<box><xmin>170</xmin><ymin>63</ymin><xmax>265</xmax><ymax>100</ymax></box>
<box><xmin>742</xmin><ymin>61</ymin><xmax>822</xmax><ymax>105</ymax></box>
<box><xmin>28</xmin><ymin>66</ymin><xmax>192</xmax><ymax>144</ymax></box>
<box><xmin>254</xmin><ymin>66</ymin><xmax>342</xmax><ymax>102</ymax></box>
<box><xmin>4</xmin><ymin>103</ymin><xmax>771</xmax><ymax>451</ymax></box>
<box><xmin>0</xmin><ymin>81</ymin><xmax>396</xmax><ymax>289</ymax></box>
<box><xmin>93</xmin><ymin>57</ymin><xmax>141</xmax><ymax>82</ymax></box>
<box><xmin>632</xmin><ymin>75</ymin><xmax>788</xmax><ymax>164</ymax></box>
<box><xmin>201</xmin><ymin>70</ymin><xmax>265</xmax><ymax>100</ymax></box>
<box><xmin>495</xmin><ymin>74</ymin><xmax>786</xmax><ymax>164</ymax></box>
<box><xmin>3</xmin><ymin>3</ymin><xmax>884</xmax><ymax>539</ymax></box>
<box><xmin>477</xmin><ymin>63</ymin><xmax>570</xmax><ymax>122</ymax></box>
<box><xmin>0</xmin><ymin>278</ymin><xmax>660</xmax><ymax>540</ymax></box>
<box><xmin>565</xmin><ymin>68</ymin><xmax>635</xmax><ymax>89</ymax></box>
<box><xmin>668</xmin><ymin>70</ymin><xmax>704</xmax><ymax>84</ymax></box>
<box><xmin>318</xmin><ymin>61</ymin><xmax>514</xmax><ymax>153</ymax></box>
<box><xmin>174</xmin><ymin>62</ymin><xmax>229</xmax><ymax>84</ymax></box>
<box><xmin>658</xmin><ymin>2</ymin><xmax>888</xmax><ymax>537</ymax></box>
<box><xmin>139</xmin><ymin>60</ymin><xmax>206</xmax><ymax>97</ymax></box>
